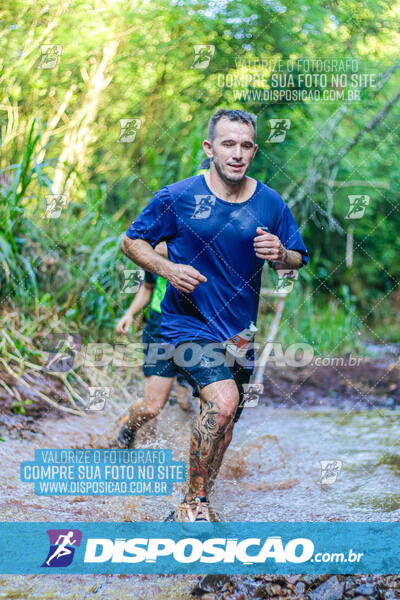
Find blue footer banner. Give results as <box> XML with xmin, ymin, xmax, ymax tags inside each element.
<box><xmin>0</xmin><ymin>522</ymin><xmax>398</xmax><ymax>574</ymax></box>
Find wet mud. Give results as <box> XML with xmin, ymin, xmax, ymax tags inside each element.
<box><xmin>0</xmin><ymin>354</ymin><xmax>399</xmax><ymax>598</ymax></box>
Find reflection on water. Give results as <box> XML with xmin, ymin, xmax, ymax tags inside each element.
<box><xmin>1</xmin><ymin>400</ymin><xmax>399</xmax><ymax>597</ymax></box>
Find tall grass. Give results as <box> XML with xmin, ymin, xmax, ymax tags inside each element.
<box><xmin>0</xmin><ymin>120</ymin><xmax>131</xmax><ymax>339</ymax></box>
<box><xmin>0</xmin><ymin>120</ymin><xmax>46</xmax><ymax>308</ymax></box>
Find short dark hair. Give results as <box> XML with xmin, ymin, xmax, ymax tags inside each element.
<box><xmin>207</xmin><ymin>109</ymin><xmax>257</xmax><ymax>143</ymax></box>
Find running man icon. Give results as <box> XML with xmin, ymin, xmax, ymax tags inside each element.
<box><xmin>46</xmin><ymin>531</ymin><xmax>76</xmax><ymax>565</ymax></box>
<box><xmin>42</xmin><ymin>529</ymin><xmax>82</xmax><ymax>568</ymax></box>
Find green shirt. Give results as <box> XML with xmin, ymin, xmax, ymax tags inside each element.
<box><xmin>150</xmin><ymin>276</ymin><xmax>167</xmax><ymax>314</ymax></box>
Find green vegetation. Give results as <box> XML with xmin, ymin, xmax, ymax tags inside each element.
<box><xmin>0</xmin><ymin>0</ymin><xmax>399</xmax><ymax>364</ymax></box>
<box><xmin>11</xmin><ymin>398</ymin><xmax>32</xmax><ymax>415</ymax></box>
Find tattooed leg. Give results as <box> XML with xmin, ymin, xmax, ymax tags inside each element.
<box><xmin>188</xmin><ymin>379</ymin><xmax>238</xmax><ymax>500</ymax></box>
<box><xmin>206</xmin><ymin>420</ymin><xmax>234</xmax><ymax>496</ymax></box>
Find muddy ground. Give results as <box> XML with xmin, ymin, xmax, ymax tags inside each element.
<box><xmin>0</xmin><ymin>356</ymin><xmax>399</xmax><ymax>598</ymax></box>
<box><xmin>1</xmin><ymin>356</ymin><xmax>399</xmax><ymax>436</ymax></box>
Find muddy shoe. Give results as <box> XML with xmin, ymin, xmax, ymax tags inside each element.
<box><xmin>171</xmin><ymin>497</ymin><xmax>210</xmax><ymax>522</ymax></box>
<box><xmin>190</xmin><ymin>497</ymin><xmax>210</xmax><ymax>522</ymax></box>
<box><xmin>114</xmin><ymin>416</ymin><xmax>136</xmax><ymax>449</ymax></box>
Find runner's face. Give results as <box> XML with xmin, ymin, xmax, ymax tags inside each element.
<box><xmin>210</xmin><ymin>119</ymin><xmax>257</xmax><ymax>184</ymax></box>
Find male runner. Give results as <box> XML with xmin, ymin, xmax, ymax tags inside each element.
<box><xmin>121</xmin><ymin>109</ymin><xmax>308</xmax><ymax>521</ymax></box>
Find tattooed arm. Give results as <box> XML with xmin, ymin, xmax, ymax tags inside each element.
<box><xmin>272</xmin><ymin>248</ymin><xmax>303</xmax><ymax>270</ymax></box>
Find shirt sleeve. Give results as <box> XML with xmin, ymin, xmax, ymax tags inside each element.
<box><xmin>125</xmin><ymin>186</ymin><xmax>177</xmax><ymax>246</ymax></box>
<box><xmin>274</xmin><ymin>203</ymin><xmax>309</xmax><ymax>265</ymax></box>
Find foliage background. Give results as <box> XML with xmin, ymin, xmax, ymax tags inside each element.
<box><xmin>0</xmin><ymin>0</ymin><xmax>399</xmax><ymax>353</ymax></box>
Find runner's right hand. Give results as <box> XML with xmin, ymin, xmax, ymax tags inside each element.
<box><xmin>116</xmin><ymin>313</ymin><xmax>133</xmax><ymax>334</ymax></box>
<box><xmin>167</xmin><ymin>264</ymin><xmax>207</xmax><ymax>293</ymax></box>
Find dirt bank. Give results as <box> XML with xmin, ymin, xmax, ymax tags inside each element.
<box><xmin>260</xmin><ymin>357</ymin><xmax>399</xmax><ymax>410</ymax></box>
<box><xmin>1</xmin><ymin>357</ymin><xmax>399</xmax><ymax>440</ymax></box>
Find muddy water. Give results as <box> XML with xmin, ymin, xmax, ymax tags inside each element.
<box><xmin>1</xmin><ymin>394</ymin><xmax>400</xmax><ymax>597</ymax></box>
<box><xmin>221</xmin><ymin>406</ymin><xmax>400</xmax><ymax>522</ymax></box>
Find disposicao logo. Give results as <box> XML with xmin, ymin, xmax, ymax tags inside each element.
<box><xmin>42</xmin><ymin>529</ymin><xmax>82</xmax><ymax>567</ymax></box>
<box><xmin>83</xmin><ymin>536</ymin><xmax>314</xmax><ymax>564</ymax></box>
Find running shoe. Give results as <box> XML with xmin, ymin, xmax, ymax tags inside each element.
<box><xmin>169</xmin><ymin>496</ymin><xmax>210</xmax><ymax>522</ymax></box>
<box><xmin>114</xmin><ymin>416</ymin><xmax>136</xmax><ymax>449</ymax></box>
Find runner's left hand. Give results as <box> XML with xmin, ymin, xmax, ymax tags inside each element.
<box><xmin>253</xmin><ymin>227</ymin><xmax>286</xmax><ymax>261</ymax></box>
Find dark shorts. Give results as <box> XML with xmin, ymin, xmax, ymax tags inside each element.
<box><xmin>169</xmin><ymin>339</ymin><xmax>253</xmax><ymax>423</ymax></box>
<box><xmin>142</xmin><ymin>311</ymin><xmax>187</xmax><ymax>387</ymax></box>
